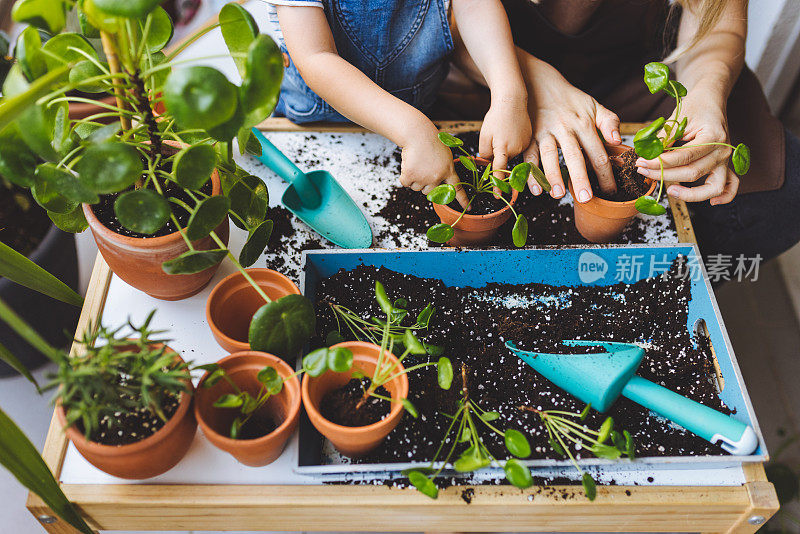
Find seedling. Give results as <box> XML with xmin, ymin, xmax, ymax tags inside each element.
<box><xmin>318</xmin><ymin>281</ymin><xmax>453</xmax><ymax>418</ymax></box>
<box><xmin>519</xmin><ymin>404</ymin><xmax>635</xmax><ymax>501</ymax></box>
<box><xmin>426</xmin><ymin>133</ymin><xmax>545</xmax><ymax>247</ymax></box>
<box><xmin>406</xmin><ymin>364</ymin><xmax>533</xmax><ymax>499</ymax></box>
<box><xmin>633</xmin><ymin>62</ymin><xmax>751</xmax><ymax>215</ymax></box>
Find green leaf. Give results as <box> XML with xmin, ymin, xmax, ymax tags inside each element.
<box><xmin>458</xmin><ymin>155</ymin><xmax>476</xmax><ymax>172</ymax></box>
<box><xmin>163</xmin><ymin>66</ymin><xmax>238</xmax><ymax>130</ymax></box>
<box><xmin>325</xmin><ymin>330</ymin><xmax>345</xmax><ymax>347</ymax></box>
<box><xmin>0</xmin><ymin>297</ymin><xmax>58</xmax><ymax>361</ymax></box>
<box><xmin>453</xmin><ymin>446</ymin><xmax>490</xmax><ymax>472</ymax></box>
<box><xmin>424</xmin><ymin>343</ymin><xmax>443</xmax><ymax>357</ymax></box>
<box><xmin>80</xmin><ymin>0</ymin><xmax>122</xmax><ymax>32</ymax></box>
<box><xmin>77</xmin><ymin>0</ymin><xmax>100</xmax><ymax>38</ymax></box>
<box><xmin>580</xmin><ymin>404</ymin><xmax>591</xmax><ymax>420</ymax></box>
<box><xmin>137</xmin><ymin>7</ymin><xmax>173</xmax><ymax>53</ymax></box>
<box><xmin>0</xmin><ymin>125</ymin><xmax>38</xmax><ymax>187</ymax></box>
<box><xmin>732</xmin><ymin>143</ymin><xmax>750</xmax><ymax>175</ymax></box>
<box><xmin>426</xmin><ymin>223</ymin><xmax>454</xmax><ymax>243</ymax></box>
<box><xmin>302</xmin><ymin>348</ymin><xmax>328</xmax><ymax>377</ymax></box>
<box><xmin>426</xmin><ymin>184</ymin><xmax>455</xmax><ymax>205</ymax></box>
<box><xmin>582</xmin><ymin>472</ymin><xmax>597</xmax><ymax>501</ymax></box>
<box><xmin>69</xmin><ymin>60</ymin><xmax>109</xmax><ymax>93</ymax></box>
<box><xmin>634</xmin><ymin>195</ymin><xmax>667</xmax><ymax>216</ymax></box>
<box><xmin>643</xmin><ymin>62</ymin><xmax>670</xmax><ymax>94</ymax></box>
<box><xmin>504</xmin><ymin>428</ymin><xmax>532</xmax><ymax>458</ymax></box>
<box><xmin>206</xmin><ymin>98</ymin><xmax>244</xmax><ymax>142</ymax></box>
<box><xmin>11</xmin><ymin>0</ymin><xmax>67</xmax><ymax>33</ymax></box>
<box><xmin>185</xmin><ymin>195</ymin><xmax>230</xmax><ymax>241</ymax></box>
<box><xmin>230</xmin><ymin>417</ymin><xmax>242</xmax><ymax>439</ymax></box>
<box><xmin>76</xmin><ymin>143</ymin><xmax>144</xmax><ymax>194</ymax></box>
<box><xmin>257</xmin><ymin>366</ymin><xmax>283</xmax><ymax>395</ymax></box>
<box><xmin>458</xmin><ymin>427</ymin><xmax>471</xmax><ymax>442</ymax></box>
<box><xmin>219</xmin><ymin>2</ymin><xmax>258</xmax><ymax>77</ymax></box>
<box><xmin>491</xmin><ymin>175</ymin><xmax>511</xmax><ymax>194</ymax></box>
<box><xmin>633</xmin><ymin>134</ymin><xmax>664</xmax><ymax>160</ymax></box>
<box><xmin>203</xmin><ymin>367</ymin><xmax>225</xmax><ymax>387</ymax></box>
<box><xmin>597</xmin><ymin>416</ymin><xmax>614</xmax><ymax>444</ymax></box>
<box><xmin>407</xmin><ymin>470</ymin><xmax>438</xmax><ymax>499</ymax></box>
<box><xmin>161</xmin><ymin>249</ymin><xmax>227</xmax><ymax>275</ymax></box>
<box><xmin>664</xmin><ymin>80</ymin><xmax>687</xmax><ymax>98</ymax></box>
<box><xmin>213</xmin><ymin>393</ymin><xmax>243</xmax><ymax>409</ymax></box>
<box><xmin>173</xmin><ymin>144</ymin><xmax>217</xmax><ymax>190</ymax></box>
<box><xmin>512</xmin><ymin>214</ymin><xmax>528</xmax><ymax>248</ymax></box>
<box><xmin>0</xmin><ymin>339</ymin><xmax>39</xmax><ymax>387</ymax></box>
<box><xmin>548</xmin><ymin>437</ymin><xmax>565</xmax><ymax>457</ymax></box>
<box><xmin>140</xmin><ymin>50</ymin><xmax>168</xmax><ymax>94</ymax></box>
<box><xmin>437</xmin><ymin>357</ymin><xmax>452</xmax><ymax>390</ymax></box>
<box><xmin>375</xmin><ymin>281</ymin><xmax>391</xmax><ymax>315</ymax></box>
<box><xmin>326</xmin><ymin>347</ymin><xmax>353</xmax><ymax>373</ymax></box>
<box><xmin>437</xmin><ymin>132</ymin><xmax>462</xmax><ymax>148</ymax></box>
<box><xmin>415</xmin><ymin>303</ymin><xmax>434</xmax><ymax>327</ymax></box>
<box><xmin>229</xmin><ymin>175</ymin><xmax>269</xmax><ymax>230</ymax></box>
<box><xmin>93</xmin><ymin>0</ymin><xmax>161</xmax><ymax>18</ymax></box>
<box><xmin>611</xmin><ymin>430</ymin><xmax>625</xmax><ymax>452</ymax></box>
<box><xmin>15</xmin><ymin>27</ymin><xmax>46</xmax><ymax>81</ymax></box>
<box><xmin>0</xmin><ymin>64</ymin><xmax>70</xmax><ymax>135</ymax></box>
<box><xmin>509</xmin><ymin>162</ymin><xmax>531</xmax><ymax>192</ymax></box>
<box><xmin>672</xmin><ymin>117</ymin><xmax>687</xmax><ymax>141</ymax></box>
<box><xmin>591</xmin><ymin>443</ymin><xmax>622</xmax><ymax>460</ymax></box>
<box><xmin>31</xmin><ymin>177</ymin><xmax>78</xmax><ymax>214</ymax></box>
<box><xmin>403</xmin><ymin>330</ymin><xmax>426</xmax><ymax>355</ymax></box>
<box><xmin>48</xmin><ymin>206</ymin><xmax>88</xmax><ymax>233</ymax></box>
<box><xmin>240</xmin><ymin>35</ymin><xmax>283</xmax><ymax>128</ymax></box>
<box><xmin>114</xmin><ymin>189</ymin><xmax>170</xmax><ymax>234</ymax></box>
<box><xmin>244</xmin><ymin>131</ymin><xmax>263</xmax><ymax>157</ymax></box>
<box><xmin>239</xmin><ymin>220</ymin><xmax>273</xmax><ymax>268</ymax></box>
<box><xmin>0</xmin><ymin>408</ymin><xmax>94</xmax><ymax>534</ymax></box>
<box><xmin>41</xmin><ymin>33</ymin><xmax>96</xmax><ymax>71</ymax></box>
<box><xmin>401</xmin><ymin>398</ymin><xmax>418</xmax><ymax>418</ymax></box>
<box><xmin>504</xmin><ymin>458</ymin><xmax>533</xmax><ymax>489</ymax></box>
<box><xmin>85</xmin><ymin>121</ymin><xmax>120</xmax><ymax>143</ymax></box>
<box><xmin>249</xmin><ymin>294</ymin><xmax>316</xmax><ymax>360</ymax></box>
<box><xmin>480</xmin><ymin>411</ymin><xmax>500</xmax><ymax>422</ymax></box>
<box><xmin>634</xmin><ymin>117</ymin><xmax>666</xmax><ymax>142</ymax></box>
<box><xmin>624</xmin><ymin>430</ymin><xmax>635</xmax><ymax>459</ymax></box>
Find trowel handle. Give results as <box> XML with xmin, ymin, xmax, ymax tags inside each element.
<box><xmin>622</xmin><ymin>376</ymin><xmax>758</xmax><ymax>455</ymax></box>
<box><xmin>251</xmin><ymin>128</ymin><xmax>321</xmax><ymax>207</ymax></box>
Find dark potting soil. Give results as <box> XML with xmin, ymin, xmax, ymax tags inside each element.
<box><xmin>239</xmin><ymin>415</ymin><xmax>278</xmax><ymax>440</ymax></box>
<box><xmin>320</xmin><ymin>378</ymin><xmax>391</xmax><ymax>427</ymax></box>
<box><xmin>590</xmin><ymin>148</ymin><xmax>651</xmax><ymax>202</ymax></box>
<box><xmin>85</xmin><ymin>392</ymin><xmax>181</xmax><ymax>446</ymax></box>
<box><xmin>447</xmin><ymin>162</ymin><xmax>512</xmax><ymax>215</ymax></box>
<box><xmin>313</xmin><ymin>260</ymin><xmax>727</xmax><ymax>466</ymax></box>
<box><xmin>93</xmin><ymin>178</ymin><xmax>213</xmax><ymax>238</ymax></box>
<box><xmin>0</xmin><ymin>185</ymin><xmax>51</xmax><ymax>256</ymax></box>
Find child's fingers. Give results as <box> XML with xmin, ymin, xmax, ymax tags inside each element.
<box><xmin>421</xmin><ymin>184</ymin><xmax>435</xmax><ymax>195</ymax></box>
<box><xmin>445</xmin><ymin>173</ymin><xmax>471</xmax><ymax>210</ymax></box>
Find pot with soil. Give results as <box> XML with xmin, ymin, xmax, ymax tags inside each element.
<box><xmin>195</xmin><ymin>351</ymin><xmax>301</xmax><ymax>466</ymax></box>
<box><xmin>569</xmin><ymin>144</ymin><xmax>656</xmax><ymax>243</ymax></box>
<box><xmin>206</xmin><ymin>268</ymin><xmax>301</xmax><ymax>354</ymax></box>
<box><xmin>302</xmin><ymin>341</ymin><xmax>409</xmax><ymax>457</ymax></box>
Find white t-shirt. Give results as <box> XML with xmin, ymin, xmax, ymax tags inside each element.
<box><xmin>265</xmin><ymin>0</ymin><xmax>324</xmax><ymax>47</ymax></box>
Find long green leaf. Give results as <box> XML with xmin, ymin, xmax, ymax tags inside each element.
<box><xmin>0</xmin><ymin>340</ymin><xmax>39</xmax><ymax>388</ymax></box>
<box><xmin>0</xmin><ymin>408</ymin><xmax>93</xmax><ymax>534</ymax></box>
<box><xmin>0</xmin><ymin>297</ymin><xmax>59</xmax><ymax>362</ymax></box>
<box><xmin>0</xmin><ymin>64</ymin><xmax>70</xmax><ymax>133</ymax></box>
<box><xmin>0</xmin><ymin>241</ymin><xmax>83</xmax><ymax>306</ymax></box>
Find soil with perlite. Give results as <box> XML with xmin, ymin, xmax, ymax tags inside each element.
<box><xmin>446</xmin><ymin>162</ymin><xmax>512</xmax><ymax>215</ymax></box>
<box><xmin>312</xmin><ymin>258</ymin><xmax>728</xmax><ymax>466</ymax></box>
<box><xmin>321</xmin><ymin>378</ymin><xmax>391</xmax><ymax>427</ymax></box>
<box><xmin>81</xmin><ymin>391</ymin><xmax>181</xmax><ymax>446</ymax></box>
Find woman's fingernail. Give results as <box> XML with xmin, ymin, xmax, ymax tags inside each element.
<box><xmin>578</xmin><ymin>189</ymin><xmax>591</xmax><ymax>203</ymax></box>
<box><xmin>635</xmin><ymin>158</ymin><xmax>648</xmax><ymax>167</ymax></box>
<box><xmin>531</xmin><ymin>183</ymin><xmax>542</xmax><ymax>195</ymax></box>
<box><xmin>637</xmin><ymin>167</ymin><xmax>649</xmax><ymax>177</ymax></box>
<box><xmin>551</xmin><ymin>184</ymin><xmax>565</xmax><ymax>198</ymax></box>
<box><xmin>612</xmin><ymin>131</ymin><xmax>621</xmax><ymax>142</ymax></box>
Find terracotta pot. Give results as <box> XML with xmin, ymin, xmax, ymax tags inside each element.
<box><xmin>195</xmin><ymin>351</ymin><xmax>301</xmax><ymax>466</ymax></box>
<box><xmin>302</xmin><ymin>341</ymin><xmax>409</xmax><ymax>457</ymax></box>
<box><xmin>57</xmin><ymin>347</ymin><xmax>196</xmax><ymax>479</ymax></box>
<box><xmin>431</xmin><ymin>157</ymin><xmax>519</xmax><ymax>246</ymax></box>
<box><xmin>206</xmin><ymin>268</ymin><xmax>301</xmax><ymax>354</ymax></box>
<box><xmin>68</xmin><ymin>95</ymin><xmax>118</xmax><ymax>123</ymax></box>
<box><xmin>83</xmin><ymin>141</ymin><xmax>229</xmax><ymax>300</ymax></box>
<box><xmin>569</xmin><ymin>144</ymin><xmax>657</xmax><ymax>243</ymax></box>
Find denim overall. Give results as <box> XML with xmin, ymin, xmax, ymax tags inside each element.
<box><xmin>274</xmin><ymin>0</ymin><xmax>453</xmax><ymax>123</ymax></box>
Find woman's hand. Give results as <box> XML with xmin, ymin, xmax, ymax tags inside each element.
<box><xmin>520</xmin><ymin>55</ymin><xmax>621</xmax><ymax>203</ymax></box>
<box><xmin>635</xmin><ymin>92</ymin><xmax>738</xmax><ymax>205</ymax></box>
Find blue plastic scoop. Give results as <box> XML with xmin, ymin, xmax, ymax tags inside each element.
<box><xmin>250</xmin><ymin>129</ymin><xmax>373</xmax><ymax>249</ymax></box>
<box><xmin>506</xmin><ymin>339</ymin><xmax>758</xmax><ymax>455</ymax></box>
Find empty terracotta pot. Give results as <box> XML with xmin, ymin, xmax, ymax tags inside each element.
<box><xmin>195</xmin><ymin>351</ymin><xmax>301</xmax><ymax>466</ymax></box>
<box><xmin>57</xmin><ymin>347</ymin><xmax>196</xmax><ymax>479</ymax></box>
<box><xmin>206</xmin><ymin>268</ymin><xmax>301</xmax><ymax>353</ymax></box>
<box><xmin>569</xmin><ymin>144</ymin><xmax>657</xmax><ymax>243</ymax></box>
<box><xmin>431</xmin><ymin>157</ymin><xmax>519</xmax><ymax>246</ymax></box>
<box><xmin>302</xmin><ymin>341</ymin><xmax>409</xmax><ymax>457</ymax></box>
<box><xmin>83</xmin><ymin>141</ymin><xmax>229</xmax><ymax>300</ymax></box>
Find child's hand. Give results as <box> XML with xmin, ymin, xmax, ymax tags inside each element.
<box><xmin>400</xmin><ymin>128</ymin><xmax>471</xmax><ymax>209</ymax></box>
<box><xmin>479</xmin><ymin>97</ymin><xmax>532</xmax><ymax>172</ymax></box>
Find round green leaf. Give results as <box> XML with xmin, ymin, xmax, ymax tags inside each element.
<box><xmin>69</xmin><ymin>60</ymin><xmax>109</xmax><ymax>93</ymax></box>
<box><xmin>582</xmin><ymin>472</ymin><xmax>597</xmax><ymax>501</ymax></box>
<box><xmin>325</xmin><ymin>330</ymin><xmax>345</xmax><ymax>347</ymax></box>
<box><xmin>0</xmin><ymin>126</ymin><xmax>40</xmax><ymax>187</ymax></box>
<box><xmin>634</xmin><ymin>117</ymin><xmax>666</xmax><ymax>142</ymax></box>
<box><xmin>426</xmin><ymin>223</ymin><xmax>454</xmax><ymax>243</ymax></box>
<box><xmin>453</xmin><ymin>446</ymin><xmax>490</xmax><ymax>472</ymax></box>
<box><xmin>401</xmin><ymin>398</ymin><xmax>418</xmax><ymax>418</ymax></box>
<box><xmin>163</xmin><ymin>66</ymin><xmax>238</xmax><ymax>130</ymax></box>
<box><xmin>48</xmin><ymin>205</ymin><xmax>88</xmax><ymax>233</ymax></box>
<box><xmin>437</xmin><ymin>132</ymin><xmax>462</xmax><ymax>148</ymax></box>
<box><xmin>173</xmin><ymin>144</ymin><xmax>216</xmax><ymax>190</ymax></box>
<box><xmin>81</xmin><ymin>0</ymin><xmax>122</xmax><ymax>32</ymax></box>
<box><xmin>664</xmin><ymin>80</ymin><xmax>687</xmax><ymax>98</ymax></box>
<box><xmin>643</xmin><ymin>62</ymin><xmax>670</xmax><ymax>94</ymax></box>
<box><xmin>239</xmin><ymin>220</ymin><xmax>273</xmax><ymax>268</ymax></box>
<box><xmin>509</xmin><ymin>162</ymin><xmax>531</xmax><ymax>192</ymax></box>
<box><xmin>403</xmin><ymin>330</ymin><xmax>426</xmax><ymax>355</ymax></box>
<box><xmin>598</xmin><ymin>416</ymin><xmax>614</xmax><ymax>444</ymax></box>
<box><xmin>15</xmin><ymin>27</ymin><xmax>46</xmax><ymax>81</ymax></box>
<box><xmin>458</xmin><ymin>155</ymin><xmax>476</xmax><ymax>172</ymax></box>
<box><xmin>407</xmin><ymin>470</ymin><xmax>438</xmax><ymax>499</ymax></box>
<box><xmin>633</xmin><ymin>135</ymin><xmax>664</xmax><ymax>160</ymax></box>
<box><xmin>504</xmin><ymin>458</ymin><xmax>533</xmax><ymax>489</ymax></box>
<box><xmin>634</xmin><ymin>195</ymin><xmax>667</xmax><ymax>216</ymax></box>
<box><xmin>213</xmin><ymin>393</ymin><xmax>243</xmax><ymax>409</ymax></box>
<box><xmin>93</xmin><ymin>0</ymin><xmax>161</xmax><ymax>18</ymax></box>
<box><xmin>480</xmin><ymin>411</ymin><xmax>500</xmax><ymax>422</ymax></box>
<box><xmin>249</xmin><ymin>294</ymin><xmax>316</xmax><ymax>361</ymax></box>
<box><xmin>512</xmin><ymin>214</ymin><xmax>528</xmax><ymax>248</ymax></box>
<box><xmin>240</xmin><ymin>35</ymin><xmax>283</xmax><ymax>127</ymax></box>
<box><xmin>41</xmin><ymin>33</ymin><xmax>97</xmax><ymax>71</ymax></box>
<box><xmin>77</xmin><ymin>0</ymin><xmax>100</xmax><ymax>38</ymax></box>
<box><xmin>590</xmin><ymin>443</ymin><xmax>622</xmax><ymax>460</ymax></box>
<box><xmin>732</xmin><ymin>143</ymin><xmax>750</xmax><ymax>175</ymax></box>
<box><xmin>257</xmin><ymin>366</ymin><xmax>283</xmax><ymax>395</ymax></box>
<box><xmin>139</xmin><ymin>7</ymin><xmax>173</xmax><ymax>53</ymax></box>
<box><xmin>35</xmin><ymin>163</ymin><xmax>99</xmax><ymax>204</ymax></box>
<box><xmin>490</xmin><ymin>175</ymin><xmax>511</xmax><ymax>194</ymax></box>
<box><xmin>229</xmin><ymin>175</ymin><xmax>269</xmax><ymax>230</ymax></box>
<box><xmin>114</xmin><ymin>189</ymin><xmax>170</xmax><ymax>234</ymax></box>
<box><xmin>185</xmin><ymin>195</ymin><xmax>230</xmax><ymax>241</ymax></box>
<box><xmin>504</xmin><ymin>428</ymin><xmax>531</xmax><ymax>458</ymax></box>
<box><xmin>437</xmin><ymin>357</ymin><xmax>452</xmax><ymax>390</ymax></box>
<box><xmin>326</xmin><ymin>347</ymin><xmax>353</xmax><ymax>373</ymax></box>
<box><xmin>12</xmin><ymin>0</ymin><xmax>67</xmax><ymax>33</ymax></box>
<box><xmin>32</xmin><ymin>178</ymin><xmax>78</xmax><ymax>214</ymax></box>
<box><xmin>76</xmin><ymin>143</ymin><xmax>143</xmax><ymax>194</ymax></box>
<box><xmin>206</xmin><ymin>100</ymin><xmax>244</xmax><ymax>142</ymax></box>
<box><xmin>426</xmin><ymin>184</ymin><xmax>455</xmax><ymax>205</ymax></box>
<box><xmin>219</xmin><ymin>2</ymin><xmax>258</xmax><ymax>76</ymax></box>
<box><xmin>302</xmin><ymin>348</ymin><xmax>328</xmax><ymax>377</ymax></box>
<box><xmin>161</xmin><ymin>248</ymin><xmax>227</xmax><ymax>274</ymax></box>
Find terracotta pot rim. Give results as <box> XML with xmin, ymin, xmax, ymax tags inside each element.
<box><xmin>205</xmin><ymin>268</ymin><xmax>301</xmax><ymax>352</ymax></box>
<box><xmin>436</xmin><ymin>156</ymin><xmax>518</xmax><ymax>221</ymax></box>
<box><xmin>301</xmin><ymin>341</ymin><xmax>408</xmax><ymax>433</ymax></box>
<box><xmin>82</xmin><ymin>140</ymin><xmax>221</xmax><ymax>249</ymax></box>
<box><xmin>58</xmin><ymin>347</ymin><xmax>193</xmax><ymax>455</ymax></box>
<box><xmin>195</xmin><ymin>351</ymin><xmax>301</xmax><ymax>446</ymax></box>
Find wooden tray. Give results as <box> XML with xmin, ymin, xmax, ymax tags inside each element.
<box><xmin>26</xmin><ymin>121</ymin><xmax>778</xmax><ymax>534</ymax></box>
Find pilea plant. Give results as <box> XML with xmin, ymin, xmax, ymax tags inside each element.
<box><xmin>519</xmin><ymin>404</ymin><xmax>635</xmax><ymax>501</ymax></box>
<box><xmin>425</xmin><ymin>132</ymin><xmax>545</xmax><ymax>247</ymax></box>
<box><xmin>407</xmin><ymin>364</ymin><xmax>533</xmax><ymax>499</ymax></box>
<box><xmin>632</xmin><ymin>62</ymin><xmax>751</xmax><ymax>215</ymax></box>
<box><xmin>197</xmin><ymin>348</ymin><xmax>353</xmax><ymax>439</ymax></box>
<box><xmin>0</xmin><ymin>0</ymin><xmax>315</xmax><ymax>358</ymax></box>
<box><xmin>319</xmin><ymin>281</ymin><xmax>453</xmax><ymax>418</ymax></box>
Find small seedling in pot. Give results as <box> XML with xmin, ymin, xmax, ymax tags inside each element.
<box><xmin>632</xmin><ymin>62</ymin><xmax>751</xmax><ymax>215</ymax></box>
<box><xmin>426</xmin><ymin>133</ymin><xmax>545</xmax><ymax>247</ymax></box>
<box><xmin>406</xmin><ymin>364</ymin><xmax>533</xmax><ymax>499</ymax></box>
<box><xmin>519</xmin><ymin>404</ymin><xmax>635</xmax><ymax>501</ymax></box>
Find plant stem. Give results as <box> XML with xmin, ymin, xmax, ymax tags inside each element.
<box><xmin>99</xmin><ymin>31</ymin><xmax>131</xmax><ymax>132</ymax></box>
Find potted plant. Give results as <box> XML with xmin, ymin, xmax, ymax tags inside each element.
<box><xmin>425</xmin><ymin>133</ymin><xmax>534</xmax><ymax>247</ymax></box>
<box><xmin>303</xmin><ymin>282</ymin><xmax>453</xmax><ymax>457</ymax></box>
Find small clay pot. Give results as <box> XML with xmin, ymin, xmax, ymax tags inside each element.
<box><xmin>57</xmin><ymin>347</ymin><xmax>196</xmax><ymax>479</ymax></box>
<box><xmin>68</xmin><ymin>95</ymin><xmax>118</xmax><ymax>123</ymax></box>
<box><xmin>83</xmin><ymin>141</ymin><xmax>229</xmax><ymax>300</ymax></box>
<box><xmin>302</xmin><ymin>341</ymin><xmax>409</xmax><ymax>457</ymax></box>
<box><xmin>195</xmin><ymin>351</ymin><xmax>301</xmax><ymax>466</ymax></box>
<box><xmin>206</xmin><ymin>269</ymin><xmax>301</xmax><ymax>353</ymax></box>
<box><xmin>569</xmin><ymin>144</ymin><xmax>657</xmax><ymax>243</ymax></box>
<box><xmin>431</xmin><ymin>157</ymin><xmax>519</xmax><ymax>246</ymax></box>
